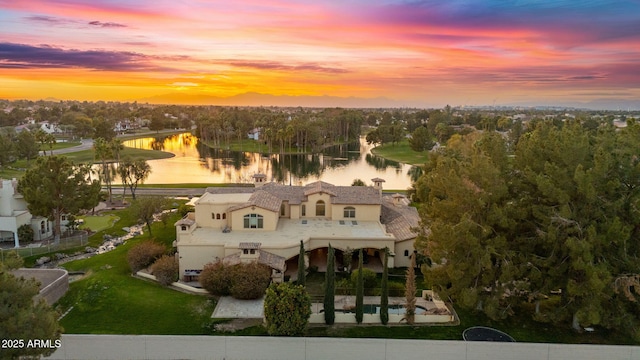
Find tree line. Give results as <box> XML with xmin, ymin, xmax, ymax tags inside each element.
<box><xmin>413</xmin><ymin>119</ymin><xmax>640</xmax><ymax>338</ymax></box>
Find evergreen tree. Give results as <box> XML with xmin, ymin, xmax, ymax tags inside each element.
<box><xmin>324</xmin><ymin>244</ymin><xmax>335</xmax><ymax>325</ymax></box>
<box><xmin>404</xmin><ymin>253</ymin><xmax>417</xmax><ymax>325</ymax></box>
<box><xmin>298</xmin><ymin>240</ymin><xmax>306</xmax><ymax>286</ymax></box>
<box><xmin>355</xmin><ymin>248</ymin><xmax>364</xmax><ymax>324</ymax></box>
<box><xmin>18</xmin><ymin>156</ymin><xmax>100</xmax><ymax>242</ymax></box>
<box><xmin>0</xmin><ymin>261</ymin><xmax>62</xmax><ymax>359</ymax></box>
<box><xmin>380</xmin><ymin>247</ymin><xmax>390</xmax><ymax>325</ymax></box>
<box><xmin>264</xmin><ymin>283</ymin><xmax>312</xmax><ymax>336</ymax></box>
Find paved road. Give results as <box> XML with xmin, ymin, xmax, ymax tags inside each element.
<box><xmin>51</xmin><ymin>139</ymin><xmax>94</xmax><ymax>155</ymax></box>
<box><xmin>109</xmin><ymin>187</ymin><xmax>207</xmax><ymax>197</ymax></box>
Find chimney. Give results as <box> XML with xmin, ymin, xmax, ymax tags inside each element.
<box><xmin>252</xmin><ymin>173</ymin><xmax>267</xmax><ymax>188</ymax></box>
<box><xmin>371</xmin><ymin>177</ymin><xmax>385</xmax><ymax>196</ymax></box>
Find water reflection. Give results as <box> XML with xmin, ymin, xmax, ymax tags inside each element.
<box><xmin>121</xmin><ymin>133</ymin><xmax>415</xmax><ymax>189</ymax></box>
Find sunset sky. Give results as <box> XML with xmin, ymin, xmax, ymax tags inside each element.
<box><xmin>1</xmin><ymin>0</ymin><xmax>639</xmax><ymax>108</ymax></box>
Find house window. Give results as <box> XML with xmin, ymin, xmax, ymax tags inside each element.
<box><xmin>216</xmin><ymin>213</ymin><xmax>221</xmax><ymax>220</ymax></box>
<box><xmin>301</xmin><ymin>205</ymin><xmax>306</xmax><ymax>216</ymax></box>
<box><xmin>61</xmin><ymin>215</ymin><xmax>67</xmax><ymax>221</ymax></box>
<box><xmin>316</xmin><ymin>200</ymin><xmax>325</xmax><ymax>216</ymax></box>
<box><xmin>343</xmin><ymin>206</ymin><xmax>356</xmax><ymax>218</ymax></box>
<box><xmin>181</xmin><ymin>225</ymin><xmax>187</xmax><ymax>231</ymax></box>
<box><xmin>280</xmin><ymin>203</ymin><xmax>286</xmax><ymax>216</ymax></box>
<box><xmin>243</xmin><ymin>249</ymin><xmax>249</xmax><ymax>254</ymax></box>
<box><xmin>41</xmin><ymin>221</ymin><xmax>46</xmax><ymax>234</ymax></box>
<box><xmin>243</xmin><ymin>214</ymin><xmax>264</xmax><ymax>229</ymax></box>
<box><xmin>222</xmin><ymin>213</ymin><xmax>226</xmax><ymax>220</ymax></box>
<box><xmin>211</xmin><ymin>213</ymin><xmax>215</xmax><ymax>219</ymax></box>
<box><xmin>404</xmin><ymin>250</ymin><xmax>409</xmax><ymax>256</ymax></box>
<box><xmin>250</xmin><ymin>249</ymin><xmax>256</xmax><ymax>254</ymax></box>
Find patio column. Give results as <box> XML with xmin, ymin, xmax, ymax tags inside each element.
<box><xmin>13</xmin><ymin>231</ymin><xmax>19</xmax><ymax>248</ymax></box>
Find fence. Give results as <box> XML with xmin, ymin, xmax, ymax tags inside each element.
<box><xmin>0</xmin><ymin>231</ymin><xmax>89</xmax><ymax>262</ymax></box>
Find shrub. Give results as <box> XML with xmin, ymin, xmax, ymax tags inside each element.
<box><xmin>229</xmin><ymin>263</ymin><xmax>272</xmax><ymax>300</ymax></box>
<box><xmin>18</xmin><ymin>224</ymin><xmax>34</xmax><ymax>244</ymax></box>
<box><xmin>264</xmin><ymin>283</ymin><xmax>311</xmax><ymax>336</ymax></box>
<box><xmin>387</xmin><ymin>282</ymin><xmax>406</xmax><ymax>297</ymax></box>
<box><xmin>127</xmin><ymin>241</ymin><xmax>166</xmax><ymax>273</ymax></box>
<box><xmin>199</xmin><ymin>262</ymin><xmax>272</xmax><ymax>299</ymax></box>
<box><xmin>351</xmin><ymin>267</ymin><xmax>377</xmax><ymax>295</ymax></box>
<box><xmin>335</xmin><ymin>278</ymin><xmax>353</xmax><ymax>295</ymax></box>
<box><xmin>199</xmin><ymin>262</ymin><xmax>231</xmax><ymax>296</ymax></box>
<box><xmin>150</xmin><ymin>255</ymin><xmax>179</xmax><ymax>286</ymax></box>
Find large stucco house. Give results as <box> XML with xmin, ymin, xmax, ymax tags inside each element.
<box><xmin>0</xmin><ymin>178</ymin><xmax>54</xmax><ymax>247</ymax></box>
<box><xmin>175</xmin><ymin>176</ymin><xmax>421</xmax><ymax>282</ymax></box>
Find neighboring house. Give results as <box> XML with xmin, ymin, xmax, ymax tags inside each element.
<box><xmin>0</xmin><ymin>178</ymin><xmax>54</xmax><ymax>248</ymax></box>
<box><xmin>39</xmin><ymin>121</ymin><xmax>62</xmax><ymax>134</ymax></box>
<box><xmin>247</xmin><ymin>128</ymin><xmax>261</xmax><ymax>140</ymax></box>
<box><xmin>175</xmin><ymin>176</ymin><xmax>422</xmax><ymax>282</ymax></box>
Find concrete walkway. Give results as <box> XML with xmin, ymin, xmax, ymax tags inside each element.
<box><xmin>212</xmin><ymin>296</ymin><xmax>265</xmax><ymax>319</ymax></box>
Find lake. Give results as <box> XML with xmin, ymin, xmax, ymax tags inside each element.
<box><xmin>122</xmin><ymin>133</ymin><xmax>419</xmax><ymax>189</ymax></box>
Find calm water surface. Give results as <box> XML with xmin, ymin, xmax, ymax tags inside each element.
<box><xmin>122</xmin><ymin>133</ymin><xmax>419</xmax><ymax>189</ymax></box>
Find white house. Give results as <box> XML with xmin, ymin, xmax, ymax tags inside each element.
<box><xmin>175</xmin><ymin>176</ymin><xmax>422</xmax><ymax>282</ymax></box>
<box><xmin>0</xmin><ymin>179</ymin><xmax>54</xmax><ymax>248</ymax></box>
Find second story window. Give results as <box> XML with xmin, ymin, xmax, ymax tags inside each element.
<box><xmin>243</xmin><ymin>214</ymin><xmax>264</xmax><ymax>229</ymax></box>
<box><xmin>343</xmin><ymin>206</ymin><xmax>356</xmax><ymax>218</ymax></box>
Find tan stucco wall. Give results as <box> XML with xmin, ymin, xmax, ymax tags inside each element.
<box><xmin>230</xmin><ymin>207</ymin><xmax>278</xmax><ymax>231</ymax></box>
<box><xmin>330</xmin><ymin>204</ymin><xmax>380</xmax><ymax>221</ymax></box>
<box><xmin>305</xmin><ymin>193</ymin><xmax>333</xmax><ymax>218</ymax></box>
<box><xmin>194</xmin><ymin>203</ymin><xmax>230</xmax><ymax>229</ymax></box>
<box><xmin>290</xmin><ymin>204</ymin><xmax>301</xmax><ymax>219</ymax></box>
<box><xmin>177</xmin><ymin>244</ymin><xmax>225</xmax><ymax>274</ymax></box>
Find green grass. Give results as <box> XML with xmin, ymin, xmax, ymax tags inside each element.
<box><xmin>63</xmin><ymin>147</ymin><xmax>175</xmax><ymax>163</ymax></box>
<box><xmin>56</xmin><ymin>208</ymin><xmax>221</xmax><ymax>335</ymax></box>
<box><xmin>371</xmin><ymin>140</ymin><xmax>428</xmax><ymax>166</ymax></box>
<box><xmin>77</xmin><ymin>214</ymin><xmax>119</xmax><ymax>232</ymax></box>
<box><xmin>51</xmin><ymin>141</ymin><xmax>81</xmax><ymax>150</ymax></box>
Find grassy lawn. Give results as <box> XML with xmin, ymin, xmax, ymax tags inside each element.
<box><xmin>63</xmin><ymin>147</ymin><xmax>175</xmax><ymax>163</ymax></box>
<box><xmin>51</xmin><ymin>141</ymin><xmax>81</xmax><ymax>150</ymax></box>
<box><xmin>77</xmin><ymin>214</ymin><xmax>119</xmax><ymax>232</ymax></box>
<box><xmin>370</xmin><ymin>140</ymin><xmax>429</xmax><ymax>166</ymax></box>
<box><xmin>56</xmin><ymin>207</ymin><xmax>221</xmax><ymax>335</ymax></box>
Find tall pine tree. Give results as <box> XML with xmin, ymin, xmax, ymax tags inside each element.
<box><xmin>355</xmin><ymin>248</ymin><xmax>364</xmax><ymax>324</ymax></box>
<box><xmin>324</xmin><ymin>244</ymin><xmax>335</xmax><ymax>325</ymax></box>
<box><xmin>298</xmin><ymin>240</ymin><xmax>306</xmax><ymax>286</ymax></box>
<box><xmin>380</xmin><ymin>247</ymin><xmax>390</xmax><ymax>325</ymax></box>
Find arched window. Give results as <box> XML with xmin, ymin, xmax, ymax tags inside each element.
<box><xmin>343</xmin><ymin>206</ymin><xmax>356</xmax><ymax>218</ymax></box>
<box><xmin>280</xmin><ymin>203</ymin><xmax>286</xmax><ymax>216</ymax></box>
<box><xmin>404</xmin><ymin>250</ymin><xmax>409</xmax><ymax>257</ymax></box>
<box><xmin>181</xmin><ymin>225</ymin><xmax>187</xmax><ymax>231</ymax></box>
<box><xmin>216</xmin><ymin>213</ymin><xmax>221</xmax><ymax>220</ymax></box>
<box><xmin>301</xmin><ymin>205</ymin><xmax>306</xmax><ymax>216</ymax></box>
<box><xmin>222</xmin><ymin>213</ymin><xmax>226</xmax><ymax>220</ymax></box>
<box><xmin>243</xmin><ymin>214</ymin><xmax>264</xmax><ymax>229</ymax></box>
<box><xmin>316</xmin><ymin>200</ymin><xmax>325</xmax><ymax>216</ymax></box>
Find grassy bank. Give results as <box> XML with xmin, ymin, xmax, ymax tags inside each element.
<box><xmin>63</xmin><ymin>147</ymin><xmax>174</xmax><ymax>164</ymax></box>
<box><xmin>56</xmin><ymin>206</ymin><xmax>221</xmax><ymax>334</ymax></box>
<box><xmin>370</xmin><ymin>140</ymin><xmax>428</xmax><ymax>166</ymax></box>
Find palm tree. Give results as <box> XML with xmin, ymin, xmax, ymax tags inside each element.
<box><xmin>93</xmin><ymin>138</ymin><xmax>113</xmax><ymax>204</ymax></box>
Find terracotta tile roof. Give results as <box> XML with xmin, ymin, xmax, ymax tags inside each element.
<box><xmin>206</xmin><ymin>181</ymin><xmax>382</xmax><ymax>207</ymax></box>
<box><xmin>239</xmin><ymin>242</ymin><xmax>261</xmax><ymax>249</ymax></box>
<box><xmin>303</xmin><ymin>181</ymin><xmax>337</xmax><ymax>197</ymax></box>
<box><xmin>222</xmin><ymin>250</ymin><xmax>286</xmax><ymax>271</ymax></box>
<box><xmin>174</xmin><ymin>212</ymin><xmax>196</xmax><ymax>226</ymax></box>
<box><xmin>380</xmin><ymin>195</ymin><xmax>421</xmax><ymax>241</ymax></box>
<box><xmin>228</xmin><ymin>190</ymin><xmax>282</xmax><ymax>213</ymax></box>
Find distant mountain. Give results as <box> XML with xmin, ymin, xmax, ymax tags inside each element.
<box><xmin>138</xmin><ymin>92</ymin><xmax>405</xmax><ymax>108</ymax></box>
<box><xmin>507</xmin><ymin>98</ymin><xmax>640</xmax><ymax>111</ymax></box>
